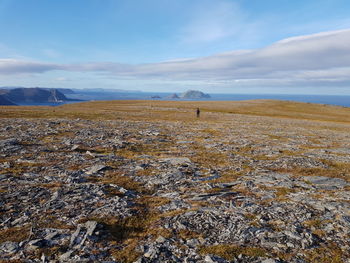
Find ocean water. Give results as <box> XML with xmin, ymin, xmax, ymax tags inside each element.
<box><xmin>208</xmin><ymin>94</ymin><xmax>350</xmax><ymax>107</ymax></box>
<box><xmin>16</xmin><ymin>92</ymin><xmax>350</xmax><ymax>107</ymax></box>
<box><xmin>16</xmin><ymin>101</ymin><xmax>82</xmax><ymax>106</ymax></box>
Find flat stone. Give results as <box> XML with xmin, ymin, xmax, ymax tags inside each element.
<box><xmin>0</xmin><ymin>241</ymin><xmax>19</xmax><ymax>254</ymax></box>
<box><xmin>305</xmin><ymin>176</ymin><xmax>349</xmax><ymax>189</ymax></box>
<box><xmin>161</xmin><ymin>157</ymin><xmax>191</xmax><ymax>165</ymax></box>
<box><xmin>204</xmin><ymin>255</ymin><xmax>226</xmax><ymax>263</ymax></box>
<box><xmin>218</xmin><ymin>182</ymin><xmax>239</xmax><ymax>188</ymax></box>
<box><xmin>262</xmin><ymin>259</ymin><xmax>278</xmax><ymax>263</ymax></box>
<box><xmin>59</xmin><ymin>250</ymin><xmax>74</xmax><ymax>261</ymax></box>
<box><xmin>45</xmin><ymin>231</ymin><xmax>59</xmax><ymax>241</ymax></box>
<box><xmin>70</xmin><ymin>225</ymin><xmax>82</xmax><ymax>247</ymax></box>
<box><xmin>204</xmin><ymin>255</ymin><xmax>216</xmax><ymax>263</ymax></box>
<box><xmin>193</xmin><ymin>174</ymin><xmax>220</xmax><ymax>182</ymax></box>
<box><xmin>85</xmin><ymin>164</ymin><xmax>107</xmax><ymax>175</ymax></box>
<box><xmin>85</xmin><ymin>220</ymin><xmax>98</xmax><ymax>236</ymax></box>
<box><xmin>71</xmin><ymin>144</ymin><xmax>80</xmax><ymax>151</ymax></box>
<box><xmin>0</xmin><ymin>138</ymin><xmax>18</xmax><ymax>146</ymax></box>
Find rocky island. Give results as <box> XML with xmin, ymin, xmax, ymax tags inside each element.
<box><xmin>0</xmin><ymin>100</ymin><xmax>349</xmax><ymax>263</ymax></box>
<box><xmin>180</xmin><ymin>90</ymin><xmax>211</xmax><ymax>99</ymax></box>
<box><xmin>165</xmin><ymin>91</ymin><xmax>210</xmax><ymax>100</ymax></box>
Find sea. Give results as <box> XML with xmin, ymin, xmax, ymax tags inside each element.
<box><xmin>16</xmin><ymin>92</ymin><xmax>350</xmax><ymax>107</ymax></box>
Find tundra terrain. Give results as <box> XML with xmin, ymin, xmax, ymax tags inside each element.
<box><xmin>1</xmin><ymin>100</ymin><xmax>350</xmax><ymax>263</ymax></box>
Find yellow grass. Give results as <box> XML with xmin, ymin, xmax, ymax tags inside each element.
<box><xmin>272</xmin><ymin>160</ymin><xmax>350</xmax><ymax>181</ymax></box>
<box><xmin>305</xmin><ymin>243</ymin><xmax>345</xmax><ymax>263</ymax></box>
<box><xmin>199</xmin><ymin>244</ymin><xmax>267</xmax><ymax>260</ymax></box>
<box><xmin>1</xmin><ymin>99</ymin><xmax>350</xmax><ymax>123</ymax></box>
<box><xmin>0</xmin><ymin>225</ymin><xmax>31</xmax><ymax>243</ymax></box>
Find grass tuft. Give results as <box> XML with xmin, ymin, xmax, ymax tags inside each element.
<box><xmin>199</xmin><ymin>244</ymin><xmax>267</xmax><ymax>260</ymax></box>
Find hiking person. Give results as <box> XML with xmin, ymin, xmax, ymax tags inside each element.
<box><xmin>196</xmin><ymin>108</ymin><xmax>200</xmax><ymax>118</ymax></box>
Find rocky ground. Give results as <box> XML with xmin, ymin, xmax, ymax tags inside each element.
<box><xmin>1</xmin><ymin>102</ymin><xmax>350</xmax><ymax>262</ymax></box>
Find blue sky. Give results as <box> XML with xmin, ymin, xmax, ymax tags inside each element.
<box><xmin>1</xmin><ymin>0</ymin><xmax>350</xmax><ymax>94</ymax></box>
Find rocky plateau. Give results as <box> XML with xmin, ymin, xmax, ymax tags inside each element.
<box><xmin>0</xmin><ymin>100</ymin><xmax>350</xmax><ymax>263</ymax></box>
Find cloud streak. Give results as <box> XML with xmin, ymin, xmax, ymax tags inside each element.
<box><xmin>0</xmin><ymin>59</ymin><xmax>61</xmax><ymax>74</ymax></box>
<box><xmin>1</xmin><ymin>29</ymin><xmax>350</xmax><ymax>89</ymax></box>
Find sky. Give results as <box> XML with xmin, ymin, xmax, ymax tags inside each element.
<box><xmin>1</xmin><ymin>0</ymin><xmax>350</xmax><ymax>94</ymax></box>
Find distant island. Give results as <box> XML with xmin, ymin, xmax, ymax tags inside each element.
<box><xmin>0</xmin><ymin>87</ymin><xmax>77</xmax><ymax>105</ymax></box>
<box><xmin>166</xmin><ymin>90</ymin><xmax>211</xmax><ymax>100</ymax></box>
<box><xmin>180</xmin><ymin>90</ymin><xmax>211</xmax><ymax>99</ymax></box>
<box><xmin>144</xmin><ymin>90</ymin><xmax>211</xmax><ymax>100</ymax></box>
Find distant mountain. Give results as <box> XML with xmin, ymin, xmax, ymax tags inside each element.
<box><xmin>45</xmin><ymin>88</ymin><xmax>75</xmax><ymax>94</ymax></box>
<box><xmin>180</xmin><ymin>90</ymin><xmax>211</xmax><ymax>99</ymax></box>
<box><xmin>0</xmin><ymin>94</ymin><xmax>16</xmax><ymax>105</ymax></box>
<box><xmin>0</xmin><ymin>86</ymin><xmax>75</xmax><ymax>95</ymax></box>
<box><xmin>1</xmin><ymin>88</ymin><xmax>69</xmax><ymax>103</ymax></box>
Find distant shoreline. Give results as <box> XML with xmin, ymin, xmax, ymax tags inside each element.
<box><xmin>14</xmin><ymin>93</ymin><xmax>350</xmax><ymax>108</ymax></box>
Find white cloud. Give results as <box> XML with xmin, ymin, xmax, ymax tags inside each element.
<box><xmin>0</xmin><ymin>59</ymin><xmax>61</xmax><ymax>74</ymax></box>
<box><xmin>1</xmin><ymin>28</ymin><xmax>350</xmax><ymax>90</ymax></box>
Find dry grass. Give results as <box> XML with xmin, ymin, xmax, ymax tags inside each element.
<box><xmin>304</xmin><ymin>243</ymin><xmax>346</xmax><ymax>263</ymax></box>
<box><xmin>76</xmin><ymin>188</ymin><xmax>189</xmax><ymax>263</ymax></box>
<box><xmin>244</xmin><ymin>213</ymin><xmax>257</xmax><ymax>221</ymax></box>
<box><xmin>89</xmin><ymin>171</ymin><xmax>149</xmax><ymax>194</ymax></box>
<box><xmin>190</xmin><ymin>145</ymin><xmax>229</xmax><ymax>168</ymax></box>
<box><xmin>1</xmin><ymin>99</ymin><xmax>350</xmax><ymax>124</ymax></box>
<box><xmin>77</xmin><ymin>209</ymin><xmax>156</xmax><ymax>263</ymax></box>
<box><xmin>134</xmin><ymin>167</ymin><xmax>159</xmax><ymax>177</ymax></box>
<box><xmin>303</xmin><ymin>219</ymin><xmax>331</xmax><ymax>238</ymax></box>
<box><xmin>1</xmin><ymin>160</ymin><xmax>44</xmax><ymax>176</ymax></box>
<box><xmin>199</xmin><ymin>244</ymin><xmax>267</xmax><ymax>260</ymax></box>
<box><xmin>272</xmin><ymin>160</ymin><xmax>350</xmax><ymax>181</ymax></box>
<box><xmin>113</xmin><ymin>137</ymin><xmax>177</xmax><ymax>159</ymax></box>
<box><xmin>84</xmin><ymin>204</ymin><xmax>180</xmax><ymax>263</ymax></box>
<box><xmin>86</xmin><ymin>215</ymin><xmax>147</xmax><ymax>263</ymax></box>
<box><xmin>36</xmin><ymin>214</ymin><xmax>74</xmax><ymax>229</ymax></box>
<box><xmin>303</xmin><ymin>219</ymin><xmax>323</xmax><ymax>229</ymax></box>
<box><xmin>0</xmin><ymin>225</ymin><xmax>31</xmax><ymax>243</ymax></box>
<box><xmin>177</xmin><ymin>229</ymin><xmax>202</xmax><ymax>240</ymax></box>
<box><xmin>137</xmin><ymin>195</ymin><xmax>171</xmax><ymax>209</ymax></box>
<box><xmin>199</xmin><ymin>128</ymin><xmax>223</xmax><ymax>137</ymax></box>
<box><xmin>274</xmin><ymin>187</ymin><xmax>296</xmax><ymax>198</ymax></box>
<box><xmin>207</xmin><ymin>170</ymin><xmax>243</xmax><ymax>184</ymax></box>
<box><xmin>37</xmin><ymin>182</ymin><xmax>64</xmax><ymax>189</ymax></box>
